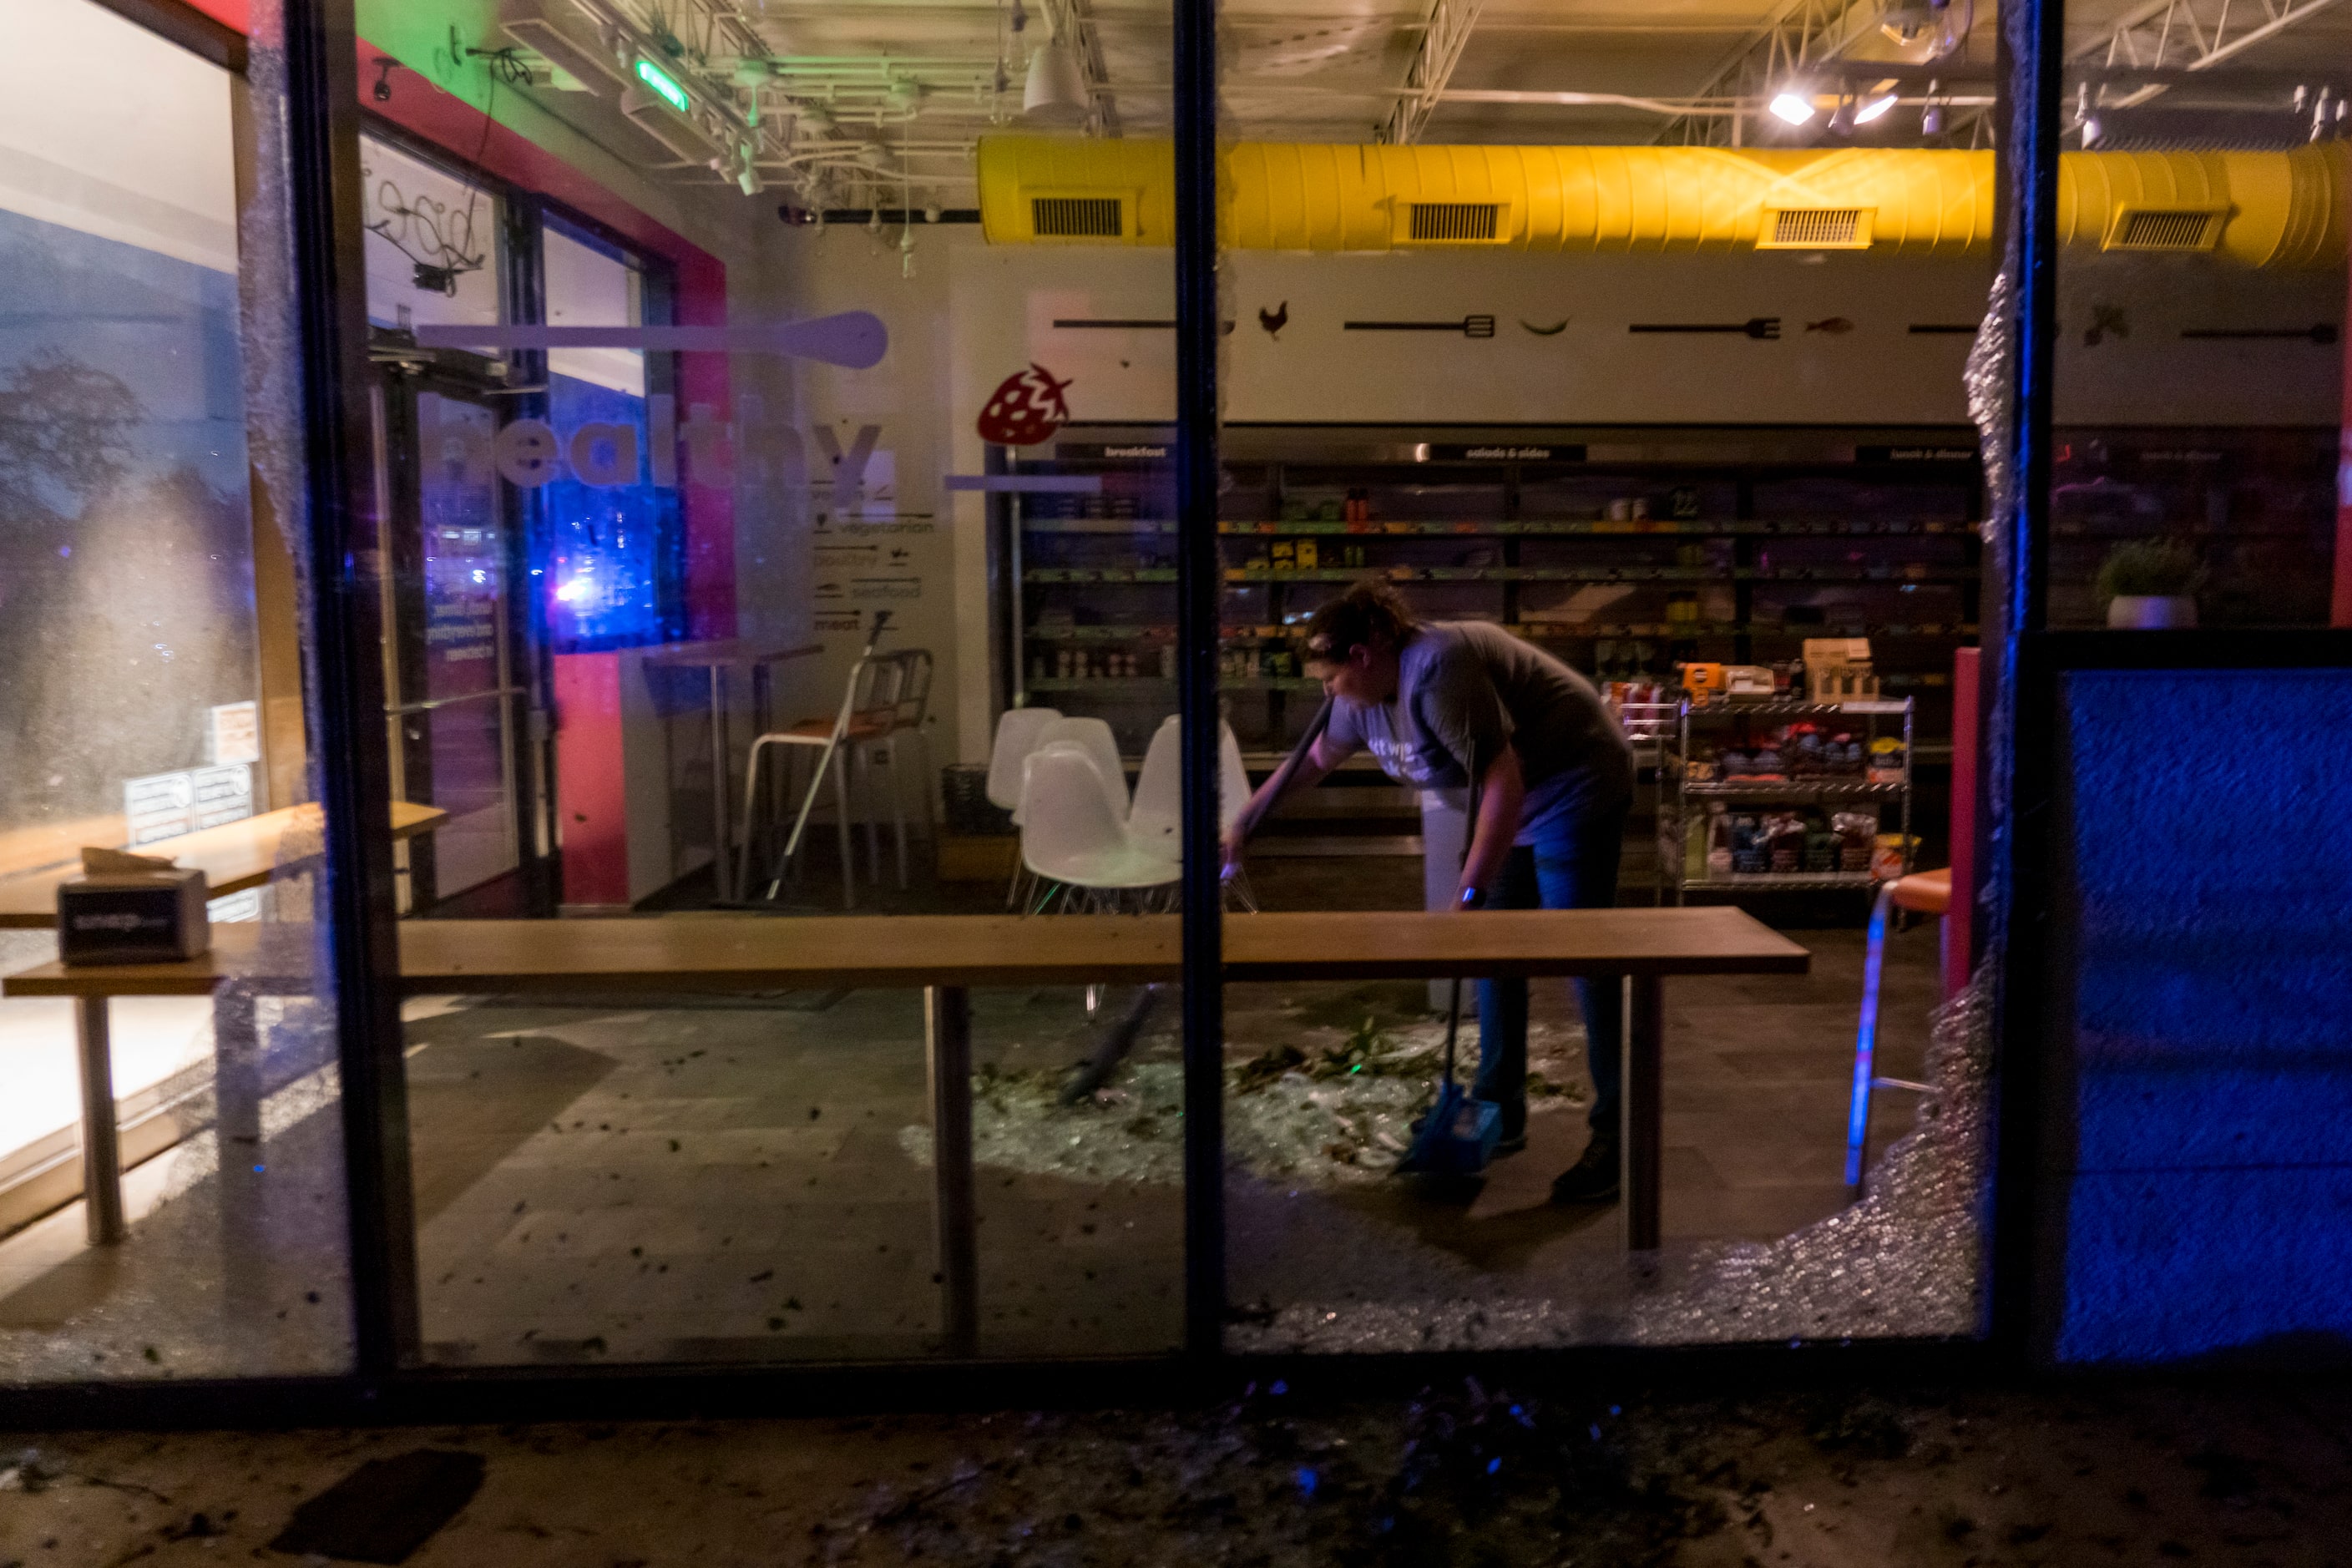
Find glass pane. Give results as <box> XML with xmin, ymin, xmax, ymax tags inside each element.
<box><xmin>1216</xmin><ymin>5</ymin><xmax>2000</xmax><ymax>1349</ymax></box>
<box><xmin>2049</xmin><ymin>24</ymin><xmax>2350</xmax><ymax>630</ymax></box>
<box><xmin>0</xmin><ymin>0</ymin><xmax>352</xmax><ymax>1381</ymax></box>
<box><xmin>378</xmin><ymin>0</ymin><xmax>1186</xmax><ymax>1366</ymax></box>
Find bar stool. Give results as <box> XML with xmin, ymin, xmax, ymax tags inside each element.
<box><xmin>739</xmin><ymin>652</ymin><xmax>903</xmax><ymax>908</ymax></box>
<box><xmin>1845</xmin><ymin>866</ymin><xmax>1951</xmax><ymax>1191</ymax></box>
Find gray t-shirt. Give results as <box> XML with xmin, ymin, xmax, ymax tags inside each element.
<box><xmin>1323</xmin><ymin>621</ymin><xmax>1633</xmax><ymax>840</ymax></box>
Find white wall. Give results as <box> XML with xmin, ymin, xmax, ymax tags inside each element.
<box><xmin>761</xmin><ymin>228</ymin><xmax>2347</xmax><ymax>769</ymax></box>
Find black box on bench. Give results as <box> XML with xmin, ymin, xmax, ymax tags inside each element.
<box><xmin>58</xmin><ymin>869</ymin><xmax>212</xmax><ymax>965</ymax></box>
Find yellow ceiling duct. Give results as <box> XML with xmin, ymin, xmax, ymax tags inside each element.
<box><xmin>976</xmin><ymin>136</ymin><xmax>2348</xmax><ymax>269</ymax></box>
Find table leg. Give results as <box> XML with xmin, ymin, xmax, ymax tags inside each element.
<box><xmin>74</xmin><ymin>996</ymin><xmax>125</xmax><ymax>1247</ymax></box>
<box><xmin>708</xmin><ymin>665</ymin><xmax>734</xmax><ymax>903</ymax></box>
<box><xmin>1622</xmin><ymin>975</ymin><xmax>1664</xmax><ymax>1252</ymax></box>
<box><xmin>213</xmin><ymin>985</ymin><xmax>268</xmax><ymax>1320</ymax></box>
<box><xmin>925</xmin><ymin>984</ymin><xmax>979</xmax><ymax>1357</ymax></box>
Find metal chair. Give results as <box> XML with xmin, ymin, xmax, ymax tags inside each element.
<box><xmin>739</xmin><ymin>651</ymin><xmax>903</xmax><ymax>908</ymax></box>
<box><xmin>850</xmin><ymin>649</ymin><xmax>935</xmax><ymax>892</ymax></box>
<box><xmin>1846</xmin><ymin>866</ymin><xmax>1951</xmax><ymax>1190</ymax></box>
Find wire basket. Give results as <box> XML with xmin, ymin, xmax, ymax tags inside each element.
<box><xmin>942</xmin><ymin>763</ymin><xmax>1014</xmax><ymax>837</ymax></box>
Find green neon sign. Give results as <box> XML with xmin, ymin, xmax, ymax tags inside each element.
<box><xmin>635</xmin><ymin>58</ymin><xmax>690</xmax><ymax>114</ymax></box>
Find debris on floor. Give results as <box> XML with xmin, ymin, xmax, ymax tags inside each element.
<box><xmin>902</xmin><ymin>989</ymin><xmax>1589</xmax><ymax>1190</ymax></box>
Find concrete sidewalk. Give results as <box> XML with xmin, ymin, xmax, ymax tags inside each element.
<box><xmin>5</xmin><ymin>1380</ymin><xmax>2349</xmax><ymax>1566</ymax></box>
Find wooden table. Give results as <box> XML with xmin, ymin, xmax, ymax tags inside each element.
<box><xmin>640</xmin><ymin>640</ymin><xmax>822</xmax><ymax>903</ymax></box>
<box><xmin>0</xmin><ymin>801</ymin><xmax>450</xmax><ymax>930</ymax></box>
<box><xmin>3</xmin><ymin>908</ymin><xmax>1808</xmax><ymax>1347</ymax></box>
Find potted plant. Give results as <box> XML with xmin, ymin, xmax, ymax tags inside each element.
<box><xmin>2096</xmin><ymin>539</ymin><xmax>2205</xmax><ymax>629</ymax></box>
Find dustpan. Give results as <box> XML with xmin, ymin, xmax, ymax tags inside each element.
<box><xmin>1395</xmin><ymin>974</ymin><xmax>1502</xmax><ymax>1176</ymax></box>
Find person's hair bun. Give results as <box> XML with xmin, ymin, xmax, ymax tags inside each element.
<box><xmin>1302</xmin><ymin>579</ymin><xmax>1415</xmax><ymax>664</ymax></box>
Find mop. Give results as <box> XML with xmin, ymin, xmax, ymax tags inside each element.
<box><xmin>1057</xmin><ymin>697</ymin><xmax>1335</xmax><ymax>1105</ymax></box>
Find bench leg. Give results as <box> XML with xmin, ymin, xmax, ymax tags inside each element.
<box><xmin>926</xmin><ymin>984</ymin><xmax>979</xmax><ymax>1357</ymax></box>
<box><xmin>215</xmin><ymin>987</ymin><xmax>266</xmax><ymax>1320</ymax></box>
<box><xmin>75</xmin><ymin>997</ymin><xmax>125</xmax><ymax>1247</ymax></box>
<box><xmin>1622</xmin><ymin>975</ymin><xmax>1663</xmax><ymax>1252</ymax></box>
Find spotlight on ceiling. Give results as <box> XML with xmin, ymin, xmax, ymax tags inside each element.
<box><xmin>1769</xmin><ymin>90</ymin><xmax>1817</xmax><ymax>126</ymax></box>
<box><xmin>1854</xmin><ymin>89</ymin><xmax>1899</xmax><ymax>124</ymax></box>
<box><xmin>1828</xmin><ymin>99</ymin><xmax>1855</xmax><ymax>134</ymax></box>
<box><xmin>1921</xmin><ymin>79</ymin><xmax>1945</xmax><ymax>135</ymax></box>
<box><xmin>1023</xmin><ymin>42</ymin><xmax>1090</xmax><ymax>126</ymax></box>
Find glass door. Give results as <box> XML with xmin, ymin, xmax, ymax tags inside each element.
<box><xmin>372</xmin><ymin>367</ymin><xmax>545</xmax><ymax>913</ymax></box>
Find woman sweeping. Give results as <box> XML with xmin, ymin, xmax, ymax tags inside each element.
<box><xmin>1222</xmin><ymin>582</ymin><xmax>1636</xmax><ymax>1203</ymax></box>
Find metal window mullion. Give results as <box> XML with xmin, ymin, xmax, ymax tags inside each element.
<box><xmin>1985</xmin><ymin>0</ymin><xmax>2066</xmax><ymax>1366</ymax></box>
<box><xmin>281</xmin><ymin>0</ymin><xmax>422</xmax><ymax>1377</ymax></box>
<box><xmin>1171</xmin><ymin>0</ymin><xmax>1224</xmax><ymax>1362</ymax></box>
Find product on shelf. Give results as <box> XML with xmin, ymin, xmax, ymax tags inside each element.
<box><xmin>1872</xmin><ymin>832</ymin><xmax>1920</xmax><ymax>881</ymax></box>
<box><xmin>1724</xmin><ymin>664</ymin><xmax>1776</xmax><ymax>698</ymax></box>
<box><xmin>1833</xmin><ymin>812</ymin><xmax>1880</xmax><ymax>873</ymax></box>
<box><xmin>1803</xmin><ymin>636</ymin><xmax>1879</xmax><ymax>702</ymax></box>
<box><xmin>1868</xmin><ymin>736</ymin><xmax>1907</xmax><ymax>783</ymax></box>
<box><xmin>1296</xmin><ymin>539</ymin><xmax>1319</xmax><ymax>570</ymax></box>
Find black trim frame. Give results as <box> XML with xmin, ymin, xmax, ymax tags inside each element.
<box><xmin>1172</xmin><ymin>0</ymin><xmax>1225</xmax><ymax>1358</ymax></box>
<box><xmin>0</xmin><ymin>0</ymin><xmax>2089</xmax><ymax>1417</ymax></box>
<box><xmin>1984</xmin><ymin>0</ymin><xmax>2066</xmax><ymax>1363</ymax></box>
<box><xmin>283</xmin><ymin>0</ymin><xmax>421</xmax><ymax>1374</ymax></box>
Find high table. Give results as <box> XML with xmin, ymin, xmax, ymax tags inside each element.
<box><xmin>640</xmin><ymin>640</ymin><xmax>822</xmax><ymax>903</ymax></box>
<box><xmin>3</xmin><ymin>908</ymin><xmax>1808</xmax><ymax>1351</ymax></box>
<box><xmin>0</xmin><ymin>800</ymin><xmax>450</xmax><ymax>929</ymax></box>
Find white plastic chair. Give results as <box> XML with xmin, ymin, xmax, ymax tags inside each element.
<box><xmin>986</xmin><ymin>706</ymin><xmax>1061</xmax><ymax>814</ymax></box>
<box><xmin>1018</xmin><ymin>746</ymin><xmax>1178</xmax><ymax>913</ymax></box>
<box><xmin>850</xmin><ymin>649</ymin><xmax>935</xmax><ymax>892</ymax></box>
<box><xmin>1128</xmin><ymin>716</ymin><xmax>1252</xmax><ymax>849</ymax></box>
<box><xmin>1033</xmin><ymin>716</ymin><xmax>1128</xmax><ymax>823</ymax></box>
<box><xmin>987</xmin><ymin>706</ymin><xmax>1060</xmax><ymax>909</ymax></box>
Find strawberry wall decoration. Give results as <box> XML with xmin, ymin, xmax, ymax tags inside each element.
<box><xmin>976</xmin><ymin>364</ymin><xmax>1074</xmax><ymax>447</ymax></box>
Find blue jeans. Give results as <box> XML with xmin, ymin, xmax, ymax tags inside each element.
<box><xmin>1474</xmin><ymin>797</ymin><xmax>1629</xmax><ymax>1141</ymax></box>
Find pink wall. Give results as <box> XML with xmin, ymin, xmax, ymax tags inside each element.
<box><xmin>549</xmin><ymin>654</ymin><xmax>630</xmax><ymax>906</ymax></box>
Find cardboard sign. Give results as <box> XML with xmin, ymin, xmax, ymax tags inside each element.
<box><xmin>210</xmin><ymin>701</ymin><xmax>261</xmax><ymax>766</ymax></box>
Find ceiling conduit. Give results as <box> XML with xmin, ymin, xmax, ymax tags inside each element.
<box><xmin>976</xmin><ymin>136</ymin><xmax>2348</xmax><ymax>268</ymax></box>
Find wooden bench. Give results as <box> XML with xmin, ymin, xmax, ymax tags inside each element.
<box><xmin>0</xmin><ymin>800</ymin><xmax>450</xmax><ymax>929</ymax></box>
<box><xmin>3</xmin><ymin>908</ymin><xmax>1808</xmax><ymax>1352</ymax></box>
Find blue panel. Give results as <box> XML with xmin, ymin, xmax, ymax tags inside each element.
<box><xmin>2055</xmin><ymin>667</ymin><xmax>2352</xmax><ymax>1362</ymax></box>
<box><xmin>541</xmin><ymin>373</ymin><xmax>680</xmax><ymax>651</ymax></box>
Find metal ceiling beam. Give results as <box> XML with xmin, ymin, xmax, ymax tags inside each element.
<box><xmin>1381</xmin><ymin>0</ymin><xmax>1485</xmax><ymax>144</ymax></box>
<box><xmin>2074</xmin><ymin>0</ymin><xmax>2350</xmax><ymax>114</ymax></box>
<box><xmin>1657</xmin><ymin>0</ymin><xmax>1893</xmax><ymax>147</ymax></box>
<box><xmin>1060</xmin><ymin>0</ymin><xmax>1123</xmax><ymax>137</ymax></box>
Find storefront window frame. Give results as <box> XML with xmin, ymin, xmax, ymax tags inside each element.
<box><xmin>0</xmin><ymin>0</ymin><xmax>2123</xmax><ymax>1416</ymax></box>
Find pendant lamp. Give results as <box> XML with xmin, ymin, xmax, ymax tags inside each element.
<box><xmin>1022</xmin><ymin>42</ymin><xmax>1089</xmax><ymax>126</ymax></box>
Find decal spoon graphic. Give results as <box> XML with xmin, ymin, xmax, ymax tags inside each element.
<box><xmin>1343</xmin><ymin>315</ymin><xmax>1498</xmax><ymax>338</ymax></box>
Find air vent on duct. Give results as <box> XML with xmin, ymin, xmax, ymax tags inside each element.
<box><xmin>1407</xmin><ymin>202</ymin><xmax>1504</xmax><ymax>242</ymax></box>
<box><xmin>1757</xmin><ymin>207</ymin><xmax>1874</xmax><ymax>250</ymax></box>
<box><xmin>1032</xmin><ymin>196</ymin><xmax>1125</xmax><ymax>238</ymax></box>
<box><xmin>2104</xmin><ymin>206</ymin><xmax>2227</xmax><ymax>252</ymax></box>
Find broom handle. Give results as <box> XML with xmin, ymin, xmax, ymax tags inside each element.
<box><xmin>1227</xmin><ymin>695</ymin><xmax>1333</xmax><ymax>852</ymax></box>
<box><xmin>1441</xmin><ymin>768</ymin><xmax>1485</xmax><ymax>1087</ymax></box>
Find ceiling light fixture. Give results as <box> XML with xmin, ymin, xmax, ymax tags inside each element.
<box><xmin>1921</xmin><ymin>78</ymin><xmax>1945</xmax><ymax>135</ymax></box>
<box><xmin>1769</xmin><ymin>90</ymin><xmax>1817</xmax><ymax>126</ymax></box>
<box><xmin>1854</xmin><ymin>89</ymin><xmax>1899</xmax><ymax>124</ymax></box>
<box><xmin>1022</xmin><ymin>42</ymin><xmax>1090</xmax><ymax>126</ymax></box>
